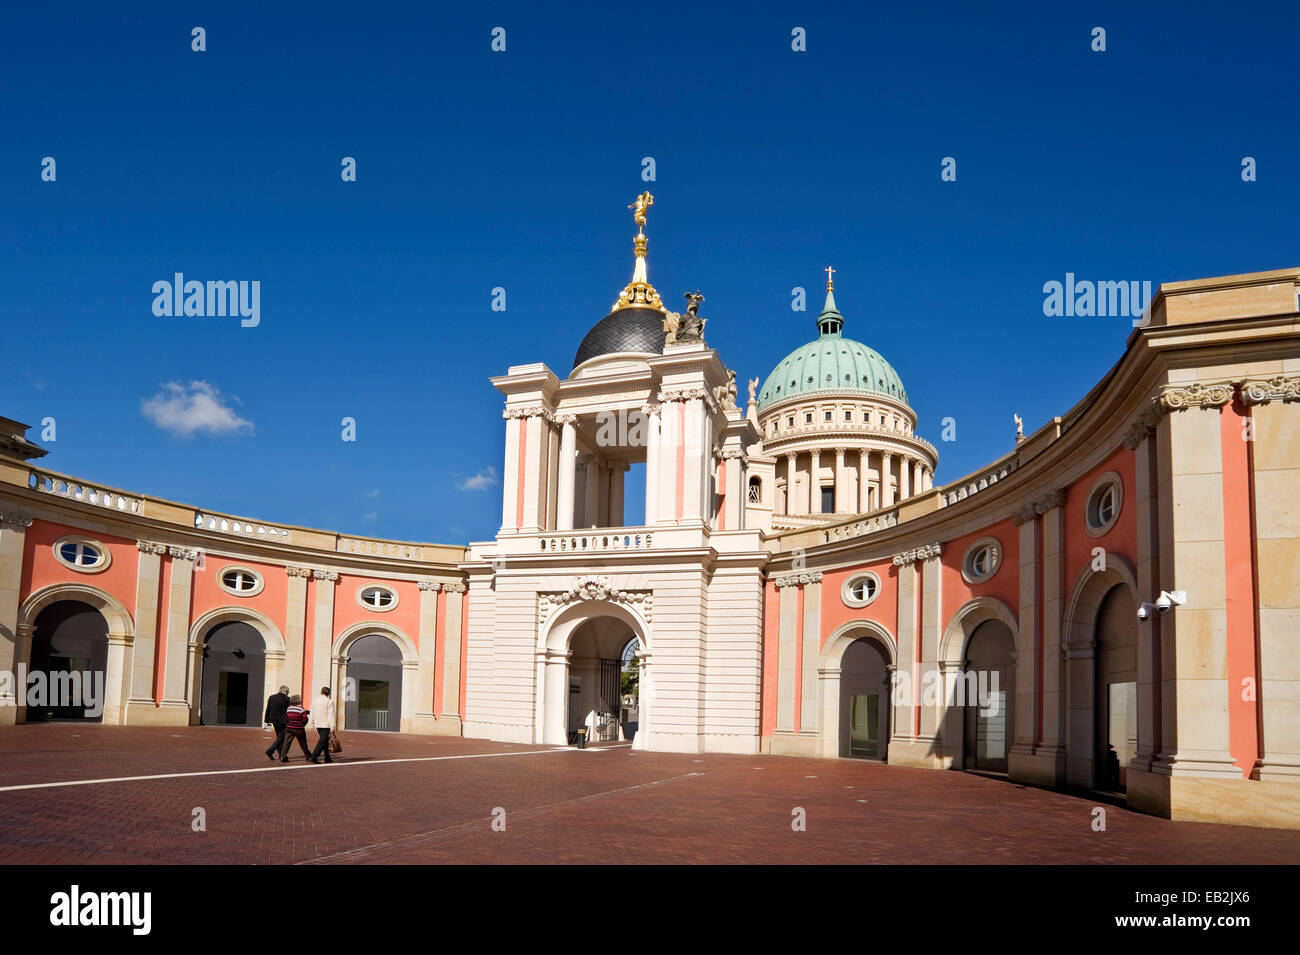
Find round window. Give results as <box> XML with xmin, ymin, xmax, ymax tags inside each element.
<box><xmin>358</xmin><ymin>585</ymin><xmax>398</xmax><ymax>611</ymax></box>
<box><xmin>53</xmin><ymin>537</ymin><xmax>109</xmax><ymax>573</ymax></box>
<box><xmin>841</xmin><ymin>572</ymin><xmax>881</xmax><ymax>608</ymax></box>
<box><xmin>218</xmin><ymin>567</ymin><xmax>264</xmax><ymax>597</ymax></box>
<box><xmin>961</xmin><ymin>537</ymin><xmax>1001</xmax><ymax>584</ymax></box>
<box><xmin>1085</xmin><ymin>472</ymin><xmax>1124</xmax><ymax>536</ymax></box>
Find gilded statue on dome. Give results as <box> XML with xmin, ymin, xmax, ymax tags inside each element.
<box><xmin>629</xmin><ymin>192</ymin><xmax>654</xmax><ymax>230</ymax></box>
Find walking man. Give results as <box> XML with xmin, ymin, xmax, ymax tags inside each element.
<box><xmin>309</xmin><ymin>686</ymin><xmax>336</xmax><ymax>764</ymax></box>
<box><xmin>279</xmin><ymin>694</ymin><xmax>312</xmax><ymax>762</ymax></box>
<box><xmin>263</xmin><ymin>684</ymin><xmax>290</xmax><ymax>761</ymax></box>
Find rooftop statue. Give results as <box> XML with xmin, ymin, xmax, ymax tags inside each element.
<box><xmin>664</xmin><ymin>290</ymin><xmax>707</xmax><ymax>345</ymax></box>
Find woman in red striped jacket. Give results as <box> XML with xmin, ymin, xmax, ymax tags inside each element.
<box><xmin>279</xmin><ymin>695</ymin><xmax>312</xmax><ymax>762</ymax></box>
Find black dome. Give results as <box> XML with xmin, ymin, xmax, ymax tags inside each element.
<box><xmin>572</xmin><ymin>307</ymin><xmax>665</xmax><ymax>370</ymax></box>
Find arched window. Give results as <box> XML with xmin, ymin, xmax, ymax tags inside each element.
<box><xmin>748</xmin><ymin>476</ymin><xmax>762</xmax><ymax>504</ymax></box>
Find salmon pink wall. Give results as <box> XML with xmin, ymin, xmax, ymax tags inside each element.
<box><xmin>1062</xmin><ymin>448</ymin><xmax>1138</xmax><ymax>586</ymax></box>
<box><xmin>189</xmin><ymin>553</ymin><xmax>289</xmax><ymax>635</ymax></box>
<box><xmin>941</xmin><ymin>519</ymin><xmax>1021</xmax><ymax>618</ymax></box>
<box><xmin>760</xmin><ymin>580</ymin><xmax>778</xmax><ymax>737</ymax></box>
<box><xmin>332</xmin><ymin>574</ymin><xmax>421</xmax><ymax>646</ymax></box>
<box><xmin>21</xmin><ymin>520</ymin><xmax>139</xmax><ymax>614</ymax></box>
<box><xmin>819</xmin><ymin>559</ymin><xmax>900</xmax><ymax>651</ymax></box>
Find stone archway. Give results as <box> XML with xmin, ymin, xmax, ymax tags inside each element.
<box><xmin>17</xmin><ymin>583</ymin><xmax>135</xmax><ymax>725</ymax></box>
<box><xmin>817</xmin><ymin>621</ymin><xmax>898</xmax><ymax>759</ymax></box>
<box><xmin>540</xmin><ymin>600</ymin><xmax>650</xmax><ymax>749</ymax></box>
<box><xmin>188</xmin><ymin>607</ymin><xmax>287</xmax><ymax>727</ymax></box>
<box><xmin>1061</xmin><ymin>557</ymin><xmax>1139</xmax><ymax>789</ymax></box>
<box><xmin>332</xmin><ymin>623</ymin><xmax>418</xmax><ymax>732</ymax></box>
<box><xmin>937</xmin><ymin>597</ymin><xmax>1019</xmax><ymax>769</ymax></box>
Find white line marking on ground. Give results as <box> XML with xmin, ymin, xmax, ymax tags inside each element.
<box><xmin>0</xmin><ymin>747</ymin><xmax>578</xmax><ymax>794</ymax></box>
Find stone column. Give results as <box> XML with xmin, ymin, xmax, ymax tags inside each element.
<box><xmin>284</xmin><ymin>566</ymin><xmax>310</xmax><ymax>699</ymax></box>
<box><xmin>520</xmin><ymin>413</ymin><xmax>545</xmax><ymax>533</ymax></box>
<box><xmin>881</xmin><ymin>452</ymin><xmax>894</xmax><ymax>507</ymax></box>
<box><xmin>899</xmin><ymin>453</ymin><xmax>911</xmax><ymax>500</ymax></box>
<box><xmin>542</xmin><ymin>648</ymin><xmax>571</xmax><ymax>745</ymax></box>
<box><xmin>1039</xmin><ymin>492</ymin><xmax>1068</xmax><ymax>784</ymax></box>
<box><xmin>723</xmin><ymin>451</ymin><xmax>745</xmax><ymax>530</ymax></box>
<box><xmin>682</xmin><ymin>396</ymin><xmax>706</xmax><ymax>522</ymax></box>
<box><xmin>785</xmin><ymin>453</ymin><xmax>797</xmax><ymax>516</ymax></box>
<box><xmin>311</xmin><ymin>570</ymin><xmax>338</xmax><ymax>699</ymax></box>
<box><xmin>914</xmin><ymin>460</ymin><xmax>924</xmax><ymax>496</ymax></box>
<box><xmin>584</xmin><ymin>455</ymin><xmax>600</xmax><ymax>528</ymax></box>
<box><xmin>643</xmin><ymin>404</ymin><xmax>660</xmax><ymax>525</ymax></box>
<box><xmin>1010</xmin><ymin>505</ymin><xmax>1043</xmax><ymax>779</ymax></box>
<box><xmin>440</xmin><ymin>582</ymin><xmax>465</xmax><ymax>721</ymax></box>
<box><xmin>834</xmin><ymin>449</ymin><xmax>847</xmax><ymax>513</ymax></box>
<box><xmin>501</xmin><ymin>413</ymin><xmax>520</xmax><ymax>531</ymax></box>
<box><xmin>400</xmin><ymin>659</ymin><xmax>419</xmax><ymax>732</ymax></box>
<box><xmin>610</xmin><ymin>462</ymin><xmax>627</xmax><ymax>527</ymax></box>
<box><xmin>809</xmin><ymin>450</ymin><xmax>822</xmax><ymax>514</ymax></box>
<box><xmin>556</xmin><ymin>415</ymin><xmax>577</xmax><ymax>531</ymax></box>
<box><xmin>415</xmin><ymin>580</ymin><xmax>440</xmax><ymax>723</ymax></box>
<box><xmin>127</xmin><ymin>540</ymin><xmax>166</xmax><ymax>722</ymax></box>
<box><xmin>164</xmin><ymin>547</ymin><xmax>197</xmax><ymax>721</ymax></box>
<box><xmin>0</xmin><ymin>511</ymin><xmax>30</xmax><ymax>725</ymax></box>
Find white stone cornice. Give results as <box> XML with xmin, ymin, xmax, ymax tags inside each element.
<box><xmin>168</xmin><ymin>546</ymin><xmax>198</xmax><ymax>561</ymax></box>
<box><xmin>537</xmin><ymin>574</ymin><xmax>651</xmax><ymax>624</ymax></box>
<box><xmin>773</xmin><ymin>571</ymin><xmax>823</xmax><ymax>588</ymax></box>
<box><xmin>1</xmin><ymin>511</ymin><xmax>33</xmax><ymax>529</ymax></box>
<box><xmin>312</xmin><ymin>569</ymin><xmax>339</xmax><ymax>582</ymax></box>
<box><xmin>891</xmin><ymin>543</ymin><xmax>942</xmax><ymax>566</ymax></box>
<box><xmin>1240</xmin><ymin>374</ymin><xmax>1300</xmax><ymax>406</ymax></box>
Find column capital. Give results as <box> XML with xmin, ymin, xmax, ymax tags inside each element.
<box><xmin>891</xmin><ymin>542</ymin><xmax>942</xmax><ymax>566</ymax></box>
<box><xmin>503</xmin><ymin>405</ymin><xmax>557</xmax><ymax>424</ymax></box>
<box><xmin>136</xmin><ymin>540</ymin><xmax>168</xmax><ymax>555</ymax></box>
<box><xmin>773</xmin><ymin>571</ymin><xmax>823</xmax><ymax>588</ymax></box>
<box><xmin>286</xmin><ymin>565</ymin><xmax>312</xmax><ymax>578</ymax></box>
<box><xmin>417</xmin><ymin>579</ymin><xmax>440</xmax><ymax>592</ymax></box>
<box><xmin>1012</xmin><ymin>487</ymin><xmax>1066</xmax><ymax>524</ymax></box>
<box><xmin>1239</xmin><ymin>374</ymin><xmax>1300</xmax><ymax>406</ymax></box>
<box><xmin>444</xmin><ymin>581</ymin><xmax>467</xmax><ymax>594</ymax></box>
<box><xmin>1</xmin><ymin>510</ymin><xmax>33</xmax><ymax>529</ymax></box>
<box><xmin>167</xmin><ymin>546</ymin><xmax>198</xmax><ymax>562</ymax></box>
<box><xmin>312</xmin><ymin>569</ymin><xmax>340</xmax><ymax>582</ymax></box>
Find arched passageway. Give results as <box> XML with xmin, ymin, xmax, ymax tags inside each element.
<box><xmin>27</xmin><ymin>600</ymin><xmax>108</xmax><ymax>722</ymax></box>
<box><xmin>199</xmin><ymin>621</ymin><xmax>266</xmax><ymax>726</ymax></box>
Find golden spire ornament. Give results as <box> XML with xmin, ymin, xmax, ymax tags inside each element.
<box><xmin>613</xmin><ymin>192</ymin><xmax>665</xmax><ymax>312</ymax></box>
<box><xmin>825</xmin><ymin>264</ymin><xmax>836</xmax><ymax>291</ymax></box>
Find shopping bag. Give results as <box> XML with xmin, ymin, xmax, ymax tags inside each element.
<box><xmin>329</xmin><ymin>732</ymin><xmax>343</xmax><ymax>754</ymax></box>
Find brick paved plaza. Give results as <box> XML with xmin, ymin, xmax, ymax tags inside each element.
<box><xmin>0</xmin><ymin>725</ymin><xmax>1296</xmax><ymax>865</ymax></box>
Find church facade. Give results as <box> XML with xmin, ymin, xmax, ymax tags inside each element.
<box><xmin>2</xmin><ymin>196</ymin><xmax>1298</xmax><ymax>829</ymax></box>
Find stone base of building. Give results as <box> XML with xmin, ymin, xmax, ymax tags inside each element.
<box><xmin>766</xmin><ymin>732</ymin><xmax>820</xmax><ymax>757</ymax></box>
<box><xmin>885</xmin><ymin>738</ymin><xmax>946</xmax><ymax>769</ymax></box>
<box><xmin>1128</xmin><ymin>767</ymin><xmax>1300</xmax><ymax>829</ymax></box>
<box><xmin>702</xmin><ymin>733</ymin><xmax>760</xmax><ymax>755</ymax></box>
<box><xmin>1009</xmin><ymin>745</ymin><xmax>1067</xmax><ymax>788</ymax></box>
<box><xmin>406</xmin><ymin>714</ymin><xmax>463</xmax><ymax>736</ymax></box>
<box><xmin>122</xmin><ymin>700</ymin><xmax>192</xmax><ymax>726</ymax></box>
<box><xmin>463</xmin><ymin>721</ymin><xmax>535</xmax><ymax>744</ymax></box>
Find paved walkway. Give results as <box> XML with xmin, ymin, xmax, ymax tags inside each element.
<box><xmin>0</xmin><ymin>725</ymin><xmax>1294</xmax><ymax>864</ymax></box>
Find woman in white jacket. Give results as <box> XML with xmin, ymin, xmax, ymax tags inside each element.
<box><xmin>309</xmin><ymin>686</ymin><xmax>337</xmax><ymax>764</ymax></box>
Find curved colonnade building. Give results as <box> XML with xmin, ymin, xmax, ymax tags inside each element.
<box><xmin>1</xmin><ymin>199</ymin><xmax>1298</xmax><ymax>829</ymax></box>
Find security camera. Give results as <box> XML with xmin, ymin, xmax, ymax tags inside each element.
<box><xmin>1154</xmin><ymin>593</ymin><xmax>1172</xmax><ymax>613</ymax></box>
<box><xmin>1155</xmin><ymin>590</ymin><xmax>1187</xmax><ymax>613</ymax></box>
<box><xmin>1136</xmin><ymin>604</ymin><xmax>1152</xmax><ymax>621</ymax></box>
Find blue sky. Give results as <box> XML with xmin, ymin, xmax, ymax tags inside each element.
<box><xmin>3</xmin><ymin>1</ymin><xmax>1297</xmax><ymax>544</ymax></box>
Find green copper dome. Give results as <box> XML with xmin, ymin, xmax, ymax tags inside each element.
<box><xmin>756</xmin><ymin>287</ymin><xmax>909</xmax><ymax>412</ymax></box>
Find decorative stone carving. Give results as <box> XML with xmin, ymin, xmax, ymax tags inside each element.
<box><xmin>1240</xmin><ymin>374</ymin><xmax>1300</xmax><ymax>405</ymax></box>
<box><xmin>891</xmin><ymin>543</ymin><xmax>942</xmax><ymax>566</ymax></box>
<box><xmin>712</xmin><ymin>369</ymin><xmax>738</xmax><ymax>410</ymax></box>
<box><xmin>444</xmin><ymin>581</ymin><xmax>467</xmax><ymax>594</ymax></box>
<box><xmin>1012</xmin><ymin>488</ymin><xmax>1066</xmax><ymax>525</ymax></box>
<box><xmin>503</xmin><ymin>406</ymin><xmax>556</xmax><ymax>424</ymax></box>
<box><xmin>1</xmin><ymin>511</ymin><xmax>33</xmax><ymax>529</ymax></box>
<box><xmin>417</xmin><ymin>579</ymin><xmax>441</xmax><ymax>592</ymax></box>
<box><xmin>1158</xmin><ymin>380</ymin><xmax>1235</xmax><ymax>411</ymax></box>
<box><xmin>168</xmin><ymin>546</ymin><xmax>198</xmax><ymax>561</ymax></box>
<box><xmin>136</xmin><ymin>539</ymin><xmax>167</xmax><ymax>554</ymax></box>
<box><xmin>286</xmin><ymin>565</ymin><xmax>312</xmax><ymax>577</ymax></box>
<box><xmin>537</xmin><ymin>574</ymin><xmax>651</xmax><ymax>623</ymax></box>
<box><xmin>554</xmin><ymin>413</ymin><xmax>578</xmax><ymax>427</ymax></box>
<box><xmin>1123</xmin><ymin>399</ymin><xmax>1165</xmax><ymax>450</ymax></box>
<box><xmin>312</xmin><ymin>569</ymin><xmax>339</xmax><ymax>582</ymax></box>
<box><xmin>657</xmin><ymin>388</ymin><xmax>719</xmax><ymax>414</ymax></box>
<box><xmin>773</xmin><ymin>571</ymin><xmax>823</xmax><ymax>588</ymax></box>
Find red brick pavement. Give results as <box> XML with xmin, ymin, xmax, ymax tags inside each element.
<box><xmin>0</xmin><ymin>724</ymin><xmax>1296</xmax><ymax>865</ymax></box>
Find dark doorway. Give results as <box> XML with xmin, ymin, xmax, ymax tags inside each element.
<box><xmin>200</xmin><ymin>621</ymin><xmax>265</xmax><ymax>726</ymax></box>
<box><xmin>345</xmin><ymin>634</ymin><xmax>403</xmax><ymax>732</ymax></box>
<box><xmin>1095</xmin><ymin>586</ymin><xmax>1138</xmax><ymax>792</ymax></box>
<box><xmin>28</xmin><ymin>601</ymin><xmax>109</xmax><ymax>722</ymax></box>
<box><xmin>963</xmin><ymin>620</ymin><xmax>1015</xmax><ymax>773</ymax></box>
<box><xmin>839</xmin><ymin>637</ymin><xmax>890</xmax><ymax>759</ymax></box>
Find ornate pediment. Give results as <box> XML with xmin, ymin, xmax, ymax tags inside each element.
<box><xmin>537</xmin><ymin>575</ymin><xmax>652</xmax><ymax>624</ymax></box>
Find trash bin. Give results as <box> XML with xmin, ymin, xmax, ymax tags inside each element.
<box><xmin>576</xmin><ymin>729</ymin><xmax>587</xmax><ymax>749</ymax></box>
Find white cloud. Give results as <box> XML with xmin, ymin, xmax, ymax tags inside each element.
<box><xmin>458</xmin><ymin>466</ymin><xmax>498</xmax><ymax>491</ymax></box>
<box><xmin>363</xmin><ymin>489</ymin><xmax>381</xmax><ymax>499</ymax></box>
<box><xmin>141</xmin><ymin>381</ymin><xmax>253</xmax><ymax>438</ymax></box>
